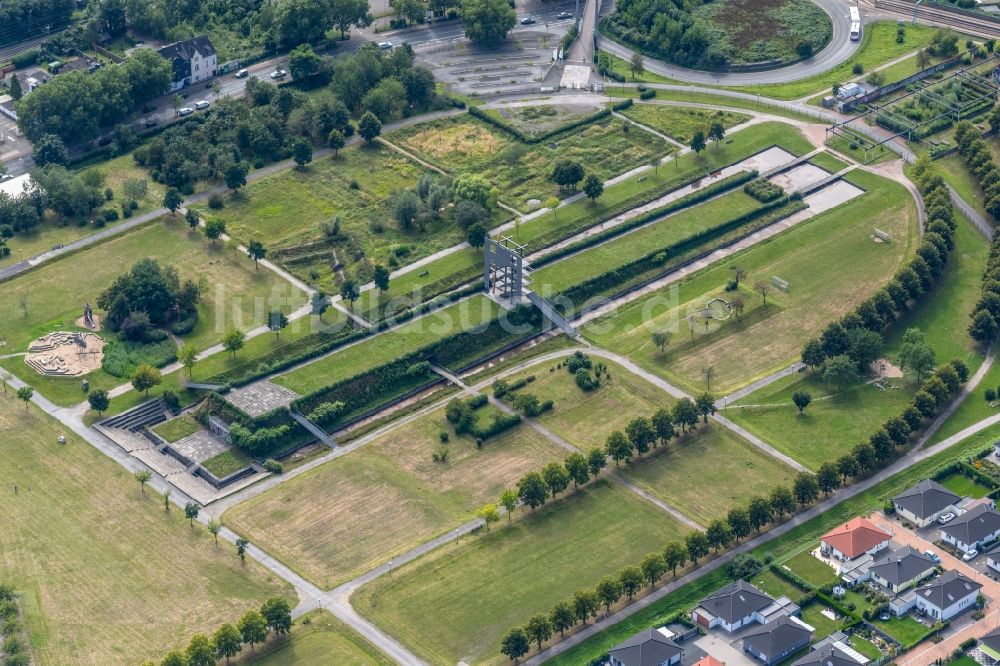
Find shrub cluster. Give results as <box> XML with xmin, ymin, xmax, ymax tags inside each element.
<box><xmin>492</xmin><ymin>375</ymin><xmax>535</xmax><ymax>398</ymax></box>
<box><xmin>101</xmin><ymin>338</ymin><xmax>177</xmax><ymax>378</ymax></box>
<box><xmin>0</xmin><ymin>582</ymin><xmax>29</xmax><ymax>666</ymax></box>
<box><xmin>446</xmin><ymin>394</ymin><xmax>522</xmax><ymax>441</ymax></box>
<box><xmin>228</xmin><ymin>422</ymin><xmax>292</xmax><ymax>455</ymax></box>
<box><xmin>307</xmin><ymin>400</ymin><xmax>346</xmax><ymax>425</ymax></box>
<box><xmin>743</xmin><ymin>179</ymin><xmax>784</xmax><ymax>203</ymax></box>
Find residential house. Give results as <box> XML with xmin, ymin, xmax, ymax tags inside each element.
<box><xmin>868</xmin><ymin>546</ymin><xmax>936</xmax><ymax>593</ymax></box>
<box><xmin>792</xmin><ymin>643</ymin><xmax>868</xmax><ymax>666</ymax></box>
<box><xmin>897</xmin><ymin>570</ymin><xmax>983</xmax><ymax>620</ymax></box>
<box><xmin>978</xmin><ymin>626</ymin><xmax>1000</xmax><ymax>665</ymax></box>
<box><xmin>692</xmin><ymin>581</ymin><xmax>798</xmax><ymax>633</ymax></box>
<box><xmin>741</xmin><ymin>616</ymin><xmax>813</xmax><ymax>666</ymax></box>
<box><xmin>690</xmin><ymin>658</ymin><xmax>725</xmax><ymax>666</ymax></box>
<box><xmin>607</xmin><ymin>628</ymin><xmax>683</xmax><ymax>666</ymax></box>
<box><xmin>985</xmin><ymin>542</ymin><xmax>1000</xmax><ymax>574</ymax></box>
<box><xmin>891</xmin><ymin>479</ymin><xmax>960</xmax><ymax>528</ymax></box>
<box><xmin>940</xmin><ymin>504</ymin><xmax>1000</xmax><ymax>555</ymax></box>
<box><xmin>157</xmin><ymin>36</ymin><xmax>217</xmax><ymax>91</ymax></box>
<box><xmin>821</xmin><ymin>517</ymin><xmax>891</xmax><ymax>562</ymax></box>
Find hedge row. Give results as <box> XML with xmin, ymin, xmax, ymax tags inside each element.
<box><xmin>468</xmin><ymin>105</ymin><xmax>612</xmax><ymax>145</ymax></box>
<box><xmin>558</xmin><ymin>197</ymin><xmax>805</xmax><ymax>307</ymax></box>
<box><xmin>535</xmin><ymin>170</ymin><xmax>758</xmax><ymax>268</ymax></box>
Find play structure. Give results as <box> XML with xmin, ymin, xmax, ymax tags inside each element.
<box><xmin>25</xmin><ymin>331</ymin><xmax>105</xmax><ymax>377</ymax></box>
<box><xmin>687</xmin><ymin>297</ymin><xmax>736</xmax><ymax>332</ymax></box>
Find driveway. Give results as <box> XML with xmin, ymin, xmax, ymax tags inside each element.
<box><xmin>867</xmin><ymin>512</ymin><xmax>1000</xmax><ymax>665</ymax></box>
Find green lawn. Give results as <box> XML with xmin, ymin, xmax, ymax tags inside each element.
<box><xmin>947</xmin><ymin>657</ymin><xmax>980</xmax><ymax>666</ymax></box>
<box><xmin>531</xmin><ymin>189</ymin><xmax>764</xmax><ymax>292</ymax></box>
<box><xmin>809</xmin><ymin>151</ymin><xmax>851</xmax><ymax>174</ymax></box>
<box><xmin>749</xmin><ymin>569</ymin><xmax>809</xmax><ymax>603</ymax></box>
<box><xmin>871</xmin><ymin>614</ymin><xmax>931</xmax><ymax>648</ymax></box>
<box><xmin>726</xmin><ymin>22</ymin><xmax>942</xmax><ymax>100</ymax></box>
<box><xmin>600</xmin><ymin>51</ymin><xmax>681</xmax><ymax>85</ymax></box>
<box><xmin>352</xmin><ymin>479</ymin><xmax>691</xmax><ymax>665</ymax></box>
<box><xmin>848</xmin><ymin>635</ymin><xmax>883</xmax><ymax>661</ymax></box>
<box><xmin>547</xmin><ymin>424</ymin><xmax>1000</xmax><ymax>665</ymax></box>
<box><xmin>621</xmin><ymin>422</ymin><xmax>799</xmax><ymax>525</ymax></box>
<box><xmin>620</xmin><ymin>104</ymin><xmax>750</xmax><ymax>144</ymax></box>
<box><xmin>0</xmin><ymin>391</ymin><xmax>292</xmax><ymax>666</ymax></box>
<box><xmin>201</xmin><ymin>448</ymin><xmax>255</xmax><ymax>478</ymax></box>
<box><xmin>358</xmin><ymin>121</ymin><xmax>814</xmax><ymax>316</ymax></box>
<box><xmin>799</xmin><ymin>601</ymin><xmax>844</xmax><ymax>639</ymax></box>
<box><xmin>506</xmin><ymin>359</ymin><xmax>673</xmax><ymax>451</ymax></box>
<box><xmin>584</xmin><ymin>169</ymin><xmax>918</xmax><ymax>395</ymax></box>
<box><xmin>151</xmin><ymin>414</ymin><xmax>201</xmax><ymax>443</ymax></box>
<box><xmin>391</xmin><ymin>114</ymin><xmax>672</xmax><ymax>210</ymax></box>
<box><xmin>236</xmin><ymin>611</ymin><xmax>392</xmax><ymax>665</ymax></box>
<box><xmin>827</xmin><ymin>135</ymin><xmax>898</xmax><ymax>165</ymax></box>
<box><xmin>272</xmin><ymin>295</ymin><xmax>498</xmax><ymax>395</ymax></box>
<box><xmin>938</xmin><ymin>153</ymin><xmax>992</xmax><ymax>220</ymax></box>
<box><xmin>225</xmin><ymin>406</ymin><xmax>567</xmax><ymax>588</ymax></box>
<box><xmin>0</xmin><ymin>219</ymin><xmax>306</xmax><ymax>407</ymax></box>
<box><xmin>727</xmin><ymin>373</ymin><xmax>918</xmax><ymax>471</ymax></box>
<box><xmin>781</xmin><ymin>547</ymin><xmax>839</xmax><ymax>588</ymax></box>
<box><xmin>938</xmin><ymin>471</ymin><xmax>994</xmax><ymax>498</ymax></box>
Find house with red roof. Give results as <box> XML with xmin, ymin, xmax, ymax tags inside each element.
<box><xmin>691</xmin><ymin>657</ymin><xmax>726</xmax><ymax>666</ymax></box>
<box><xmin>820</xmin><ymin>517</ymin><xmax>891</xmax><ymax>562</ymax></box>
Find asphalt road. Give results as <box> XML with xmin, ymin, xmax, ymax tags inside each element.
<box><xmin>596</xmin><ymin>0</ymin><xmax>862</xmax><ymax>85</ymax></box>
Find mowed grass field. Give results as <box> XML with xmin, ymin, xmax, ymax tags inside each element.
<box><xmin>238</xmin><ymin>611</ymin><xmax>391</xmax><ymax>665</ymax></box>
<box><xmin>726</xmin><ymin>372</ymin><xmax>918</xmax><ymax>470</ymax></box>
<box><xmin>0</xmin><ymin>392</ymin><xmax>291</xmax><ymax>665</ymax></box>
<box><xmin>389</xmin><ymin>114</ymin><xmax>672</xmax><ymax>209</ymax></box>
<box><xmin>506</xmin><ymin>359</ymin><xmax>672</xmax><ymax>451</ymax></box>
<box><xmin>224</xmin><ymin>406</ymin><xmax>566</xmax><ymax>588</ymax></box>
<box><xmin>272</xmin><ymin>295</ymin><xmax>498</xmax><ymax>395</ymax></box>
<box><xmin>620</xmin><ymin>422</ymin><xmax>799</xmax><ymax>524</ymax></box>
<box><xmin>352</xmin><ymin>478</ymin><xmax>691</xmax><ymax>665</ymax></box>
<box><xmin>620</xmin><ymin>104</ymin><xmax>750</xmax><ymax>144</ymax></box>
<box><xmin>584</xmin><ymin>169</ymin><xmax>918</xmax><ymax>394</ymax></box>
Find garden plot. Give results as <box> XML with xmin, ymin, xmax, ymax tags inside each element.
<box><xmin>482</xmin><ymin>103</ymin><xmax>604</xmax><ymax>137</ymax></box>
<box><xmin>224</xmin><ymin>404</ymin><xmax>567</xmax><ymax>589</ymax></box>
<box><xmin>620</xmin><ymin>104</ymin><xmax>751</xmax><ymax>144</ymax></box>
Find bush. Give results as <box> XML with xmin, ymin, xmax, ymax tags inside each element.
<box><xmin>466</xmin><ymin>393</ymin><xmax>489</xmax><ymax>409</ymax></box>
<box><xmin>207</xmin><ymin>193</ymin><xmax>225</xmax><ymax>209</ymax></box>
<box><xmin>101</xmin><ymin>339</ymin><xmax>177</xmax><ymax>377</ymax></box>
<box><xmin>229</xmin><ymin>422</ymin><xmax>292</xmax><ymax>455</ymax></box>
<box><xmin>439</xmin><ymin>431</ymin><xmax>449</xmax><ymax>442</ymax></box>
<box><xmin>263</xmin><ymin>458</ymin><xmax>284</xmax><ymax>474</ymax></box>
<box><xmin>744</xmin><ymin>179</ymin><xmax>784</xmax><ymax>203</ymax></box>
<box><xmin>639</xmin><ymin>89</ymin><xmax>657</xmax><ymax>100</ymax></box>
<box><xmin>987</xmin><ymin>388</ymin><xmax>997</xmax><ymax>402</ymax></box>
<box><xmin>12</xmin><ymin>49</ymin><xmax>40</xmax><ymax>68</ymax></box>
<box><xmin>566</xmin><ymin>351</ymin><xmax>592</xmax><ymax>373</ymax></box>
<box><xmin>575</xmin><ymin>368</ymin><xmax>600</xmax><ymax>391</ymax></box>
<box><xmin>161</xmin><ymin>389</ymin><xmax>180</xmax><ymax>412</ymax></box>
<box><xmin>169</xmin><ymin>312</ymin><xmax>198</xmax><ymax>336</ymax></box>
<box><xmin>308</xmin><ymin>400</ymin><xmax>346</xmax><ymax>425</ymax></box>
<box><xmin>102</xmin><ymin>208</ymin><xmax>119</xmax><ymax>222</ymax></box>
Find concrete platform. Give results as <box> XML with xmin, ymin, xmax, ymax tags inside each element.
<box><xmin>172</xmin><ymin>431</ymin><xmax>229</xmax><ymax>464</ymax></box>
<box><xmin>225</xmin><ymin>381</ymin><xmax>299</xmax><ymax>417</ymax></box>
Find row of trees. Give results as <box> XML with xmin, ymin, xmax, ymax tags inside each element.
<box><xmin>954</xmin><ymin>120</ymin><xmax>1000</xmax><ymax>345</ymax></box>
<box><xmin>499</xmin><ymin>466</ymin><xmax>831</xmax><ymax>661</ymax></box>
<box><xmin>143</xmin><ymin>598</ymin><xmax>293</xmax><ymax>666</ymax></box>
<box><xmin>800</xmin><ymin>156</ymin><xmax>957</xmax><ymax>375</ymax></box>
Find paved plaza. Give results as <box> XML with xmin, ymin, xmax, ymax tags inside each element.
<box><xmin>225</xmin><ymin>381</ymin><xmax>299</xmax><ymax>417</ymax></box>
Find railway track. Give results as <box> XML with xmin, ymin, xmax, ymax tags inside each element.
<box><xmin>875</xmin><ymin>0</ymin><xmax>1000</xmax><ymax>39</ymax></box>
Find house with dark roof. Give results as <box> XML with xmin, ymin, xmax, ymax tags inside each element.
<box><xmin>940</xmin><ymin>504</ymin><xmax>1000</xmax><ymax>555</ymax></box>
<box><xmin>821</xmin><ymin>517</ymin><xmax>891</xmax><ymax>562</ymax></box>
<box><xmin>892</xmin><ymin>570</ymin><xmax>982</xmax><ymax>620</ymax></box>
<box><xmin>978</xmin><ymin>626</ymin><xmax>1000</xmax><ymax>665</ymax></box>
<box><xmin>741</xmin><ymin>616</ymin><xmax>813</xmax><ymax>666</ymax></box>
<box><xmin>157</xmin><ymin>36</ymin><xmax>217</xmax><ymax>91</ymax></box>
<box><xmin>985</xmin><ymin>542</ymin><xmax>1000</xmax><ymax>575</ymax></box>
<box><xmin>791</xmin><ymin>642</ymin><xmax>868</xmax><ymax>666</ymax></box>
<box><xmin>868</xmin><ymin>546</ymin><xmax>936</xmax><ymax>593</ymax></box>
<box><xmin>691</xmin><ymin>581</ymin><xmax>777</xmax><ymax>633</ymax></box>
<box><xmin>607</xmin><ymin>628</ymin><xmax>683</xmax><ymax>666</ymax></box>
<box><xmin>892</xmin><ymin>479</ymin><xmax>960</xmax><ymax>528</ymax></box>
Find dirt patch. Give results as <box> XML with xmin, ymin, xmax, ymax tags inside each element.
<box><xmin>871</xmin><ymin>358</ymin><xmax>904</xmax><ymax>379</ymax></box>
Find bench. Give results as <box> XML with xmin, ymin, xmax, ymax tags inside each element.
<box><xmin>771</xmin><ymin>276</ymin><xmax>790</xmax><ymax>292</ymax></box>
<box><xmin>873</xmin><ymin>228</ymin><xmax>891</xmax><ymax>242</ymax></box>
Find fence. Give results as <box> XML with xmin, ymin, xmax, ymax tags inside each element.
<box><xmin>841</xmin><ymin>52</ymin><xmax>971</xmax><ymax>113</ymax></box>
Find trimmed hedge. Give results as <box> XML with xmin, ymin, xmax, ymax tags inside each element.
<box><xmin>744</xmin><ymin>179</ymin><xmax>784</xmax><ymax>203</ymax></box>
<box><xmin>468</xmin><ymin>105</ymin><xmax>613</xmax><ymax>145</ymax></box>
<box><xmin>535</xmin><ymin>170</ymin><xmax>758</xmax><ymax>267</ymax></box>
<box><xmin>558</xmin><ymin>198</ymin><xmax>805</xmax><ymax>306</ymax></box>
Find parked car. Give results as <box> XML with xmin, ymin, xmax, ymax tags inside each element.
<box><xmin>0</xmin><ymin>174</ymin><xmax>14</xmax><ymax>182</ymax></box>
<box><xmin>178</xmin><ymin>107</ymin><xmax>194</xmax><ymax>116</ymax></box>
<box><xmin>878</xmin><ymin>612</ymin><xmax>890</xmax><ymax>621</ymax></box>
<box><xmin>963</xmin><ymin>549</ymin><xmax>979</xmax><ymax>562</ymax></box>
<box><xmin>194</xmin><ymin>100</ymin><xmax>210</xmax><ymax>110</ymax></box>
<box><xmin>937</xmin><ymin>512</ymin><xmax>957</xmax><ymax>524</ymax></box>
<box><xmin>269</xmin><ymin>69</ymin><xmax>287</xmax><ymax>80</ymax></box>
<box><xmin>378</xmin><ymin>41</ymin><xmax>394</xmax><ymax>50</ymax></box>
<box><xmin>141</xmin><ymin>118</ymin><xmax>158</xmax><ymax>128</ymax></box>
<box><xmin>924</xmin><ymin>550</ymin><xmax>941</xmax><ymax>564</ymax></box>
<box><xmin>556</xmin><ymin>11</ymin><xmax>572</xmax><ymax>19</ymax></box>
<box><xmin>234</xmin><ymin>69</ymin><xmax>249</xmax><ymax>78</ymax></box>
<box><xmin>520</xmin><ymin>16</ymin><xmax>536</xmax><ymax>24</ymax></box>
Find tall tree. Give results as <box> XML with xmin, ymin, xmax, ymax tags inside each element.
<box><xmin>238</xmin><ymin>610</ymin><xmax>268</xmax><ymax>651</ymax></box>
<box><xmin>247</xmin><ymin>240</ymin><xmax>267</xmax><ymax>269</ymax></box>
<box><xmin>620</xmin><ymin>566</ymin><xmax>643</xmax><ymax>599</ymax></box>
<box><xmin>542</xmin><ymin>462</ymin><xmax>570</xmax><ymax>497</ymax></box>
<box><xmin>178</xmin><ymin>344</ymin><xmax>199</xmax><ymax>379</ymax></box>
<box><xmin>550</xmin><ymin>601</ymin><xmax>575</xmax><ymax>637</ymax></box>
<box><xmin>517</xmin><ymin>471</ymin><xmax>548</xmax><ymax>509</ymax></box>
<box><xmin>134</xmin><ymin>469</ymin><xmax>151</xmax><ymax>494</ymax></box>
<box><xmin>640</xmin><ymin>552</ymin><xmax>667</xmax><ymax>587</ymax></box>
<box><xmin>690</xmin><ymin>131</ymin><xmax>707</xmax><ymax>155</ymax></box>
<box><xmin>184</xmin><ymin>501</ymin><xmax>199</xmax><ymax>527</ymax></box>
<box><xmin>573</xmin><ymin>589</ymin><xmax>599</xmax><ymax>624</ymax></box>
<box><xmin>374</xmin><ymin>265</ymin><xmax>391</xmax><ymax>292</ymax></box>
<box><xmin>629</xmin><ymin>52</ymin><xmax>645</xmax><ymax>79</ymax></box>
<box><xmin>651</xmin><ymin>408</ymin><xmax>675</xmax><ymax>445</ymax></box>
<box><xmin>792</xmin><ymin>391</ymin><xmax>812</xmax><ymax>414</ymax></box>
<box><xmin>596</xmin><ymin>576</ymin><xmax>622</xmax><ymax>614</ymax></box>
<box><xmin>340</xmin><ymin>279</ymin><xmax>360</xmax><ymax>309</ymax></box>
<box><xmin>88</xmin><ymin>389</ymin><xmax>110</xmax><ymax>415</ymax></box>
<box><xmin>706</xmin><ymin>519</ymin><xmax>733</xmax><ymax>552</ymax></box>
<box><xmin>685</xmin><ymin>530</ymin><xmax>710</xmax><ymax>563</ymax></box>
<box><xmin>625</xmin><ymin>417</ymin><xmax>655</xmax><ymax>455</ymax></box>
<box><xmin>525</xmin><ymin>614</ymin><xmax>552</xmax><ymax>650</ymax></box>
<box><xmin>605</xmin><ymin>430</ymin><xmax>633</xmax><ymax>467</ymax></box>
<box><xmin>663</xmin><ymin>541</ymin><xmax>687</xmax><ymax>576</ymax></box>
<box><xmin>261</xmin><ymin>597</ymin><xmax>293</xmax><ymax>635</ymax></box>
<box><xmin>500</xmin><ymin>628</ymin><xmax>530</xmax><ymax>662</ymax></box>
<box><xmin>499</xmin><ymin>488</ymin><xmax>518</xmax><ymax>519</ymax></box>
<box><xmin>564</xmin><ymin>452</ymin><xmax>590</xmax><ymax>487</ymax></box>
<box><xmin>222</xmin><ymin>329</ymin><xmax>246</xmax><ymax>359</ymax></box>
<box><xmin>793</xmin><ymin>473</ymin><xmax>820</xmax><ymax>507</ymax></box>
<box><xmin>727</xmin><ymin>507</ymin><xmax>751</xmax><ymax>541</ymax></box>
<box><xmin>583</xmin><ymin>174</ymin><xmax>604</xmax><ymax>202</ymax></box>
<box><xmin>268</xmin><ymin>311</ymin><xmax>289</xmax><ymax>339</ymax></box>
<box><xmin>461</xmin><ymin>0</ymin><xmax>516</xmax><ymax>47</ymax></box>
<box><xmin>213</xmin><ymin>623</ymin><xmax>243</xmax><ymax>663</ymax></box>
<box><xmin>131</xmin><ymin>364</ymin><xmax>161</xmax><ymax>396</ymax></box>
<box><xmin>587</xmin><ymin>447</ymin><xmax>607</xmax><ymax>476</ymax></box>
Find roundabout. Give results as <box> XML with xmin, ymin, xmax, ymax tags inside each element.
<box><xmin>597</xmin><ymin>0</ymin><xmax>861</xmax><ymax>86</ymax></box>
